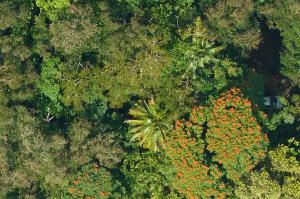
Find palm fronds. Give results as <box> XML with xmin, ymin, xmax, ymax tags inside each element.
<box><xmin>125</xmin><ymin>100</ymin><xmax>172</xmax><ymax>152</ymax></box>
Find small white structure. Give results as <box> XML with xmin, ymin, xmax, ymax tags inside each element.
<box><xmin>263</xmin><ymin>96</ymin><xmax>283</xmax><ymax>109</ymax></box>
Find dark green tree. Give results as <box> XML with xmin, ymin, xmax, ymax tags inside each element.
<box><xmin>121</xmin><ymin>151</ymin><xmax>174</xmax><ymax>198</ymax></box>
<box><xmin>58</xmin><ymin>163</ymin><xmax>113</xmax><ymax>199</ymax></box>
<box><xmin>260</xmin><ymin>0</ymin><xmax>300</xmax><ymax>88</ymax></box>
<box><xmin>164</xmin><ymin>17</ymin><xmax>242</xmax><ymax>101</ymax></box>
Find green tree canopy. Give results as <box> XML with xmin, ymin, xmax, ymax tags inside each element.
<box><xmin>121</xmin><ymin>151</ymin><xmax>174</xmax><ymax>198</ymax></box>
<box><xmin>58</xmin><ymin>163</ymin><xmax>113</xmax><ymax>199</ymax></box>
<box><xmin>260</xmin><ymin>0</ymin><xmax>300</xmax><ymax>87</ymax></box>
<box><xmin>205</xmin><ymin>0</ymin><xmax>261</xmax><ymax>51</ymax></box>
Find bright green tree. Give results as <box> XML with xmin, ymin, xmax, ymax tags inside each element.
<box><xmin>267</xmin><ymin>95</ymin><xmax>300</xmax><ymax>131</ymax></box>
<box><xmin>36</xmin><ymin>0</ymin><xmax>71</xmax><ymax>20</ymax></box>
<box><xmin>37</xmin><ymin>58</ymin><xmax>63</xmax><ymax>117</ymax></box>
<box><xmin>37</xmin><ymin>57</ymin><xmax>108</xmax><ymax>118</ymax></box>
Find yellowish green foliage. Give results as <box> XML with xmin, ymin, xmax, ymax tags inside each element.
<box><xmin>36</xmin><ymin>0</ymin><xmax>71</xmax><ymax>20</ymax></box>
<box><xmin>68</xmin><ymin>118</ymin><xmax>123</xmax><ymax>169</ymax></box>
<box><xmin>270</xmin><ymin>138</ymin><xmax>300</xmax><ymax>198</ymax></box>
<box><xmin>270</xmin><ymin>138</ymin><xmax>300</xmax><ymax>175</ymax></box>
<box><xmin>205</xmin><ymin>0</ymin><xmax>261</xmax><ymax>50</ymax></box>
<box><xmin>49</xmin><ymin>4</ymin><xmax>99</xmax><ymax>56</ymax></box>
<box><xmin>235</xmin><ymin>138</ymin><xmax>300</xmax><ymax>199</ymax></box>
<box><xmin>235</xmin><ymin>170</ymin><xmax>281</xmax><ymax>199</ymax></box>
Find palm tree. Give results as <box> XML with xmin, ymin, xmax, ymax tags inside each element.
<box><xmin>181</xmin><ymin>17</ymin><xmax>224</xmax><ymax>80</ymax></box>
<box><xmin>125</xmin><ymin>99</ymin><xmax>172</xmax><ymax>152</ymax></box>
<box><xmin>182</xmin><ymin>41</ymin><xmax>223</xmax><ymax>80</ymax></box>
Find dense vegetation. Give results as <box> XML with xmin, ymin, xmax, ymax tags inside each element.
<box><xmin>0</xmin><ymin>0</ymin><xmax>299</xmax><ymax>198</ymax></box>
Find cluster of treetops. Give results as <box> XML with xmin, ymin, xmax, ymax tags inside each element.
<box><xmin>0</xmin><ymin>0</ymin><xmax>300</xmax><ymax>198</ymax></box>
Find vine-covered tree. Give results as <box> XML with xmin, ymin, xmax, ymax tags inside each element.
<box><xmin>260</xmin><ymin>0</ymin><xmax>300</xmax><ymax>88</ymax></box>
<box><xmin>205</xmin><ymin>0</ymin><xmax>261</xmax><ymax>51</ymax></box>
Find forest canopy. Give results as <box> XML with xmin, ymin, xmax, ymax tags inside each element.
<box><xmin>0</xmin><ymin>0</ymin><xmax>299</xmax><ymax>198</ymax></box>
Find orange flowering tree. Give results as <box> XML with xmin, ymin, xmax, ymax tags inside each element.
<box><xmin>165</xmin><ymin>88</ymin><xmax>269</xmax><ymax>198</ymax></box>
<box><xmin>165</xmin><ymin>119</ymin><xmax>228</xmax><ymax>198</ymax></box>
<box><xmin>60</xmin><ymin>163</ymin><xmax>112</xmax><ymax>199</ymax></box>
<box><xmin>204</xmin><ymin>88</ymin><xmax>269</xmax><ymax>181</ymax></box>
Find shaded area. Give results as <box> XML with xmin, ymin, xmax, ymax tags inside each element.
<box><xmin>248</xmin><ymin>19</ymin><xmax>283</xmax><ymax>95</ymax></box>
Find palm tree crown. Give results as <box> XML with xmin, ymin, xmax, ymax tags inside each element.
<box><xmin>125</xmin><ymin>99</ymin><xmax>172</xmax><ymax>152</ymax></box>
<box><xmin>181</xmin><ymin>17</ymin><xmax>223</xmax><ymax>80</ymax></box>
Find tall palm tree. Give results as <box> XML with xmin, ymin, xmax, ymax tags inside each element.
<box><xmin>181</xmin><ymin>18</ymin><xmax>224</xmax><ymax>80</ymax></box>
<box><xmin>125</xmin><ymin>99</ymin><xmax>172</xmax><ymax>152</ymax></box>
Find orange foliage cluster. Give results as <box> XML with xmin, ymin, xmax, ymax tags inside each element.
<box><xmin>206</xmin><ymin>88</ymin><xmax>269</xmax><ymax>181</ymax></box>
<box><xmin>99</xmin><ymin>192</ymin><xmax>110</xmax><ymax>197</ymax></box>
<box><xmin>68</xmin><ymin>174</ymin><xmax>83</xmax><ymax>197</ymax></box>
<box><xmin>166</xmin><ymin>119</ymin><xmax>227</xmax><ymax>198</ymax></box>
<box><xmin>165</xmin><ymin>88</ymin><xmax>269</xmax><ymax>198</ymax></box>
<box><xmin>66</xmin><ymin>164</ymin><xmax>111</xmax><ymax>199</ymax></box>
